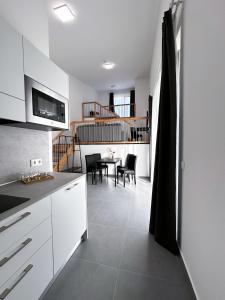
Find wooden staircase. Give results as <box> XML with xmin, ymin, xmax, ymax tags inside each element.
<box><xmin>52</xmin><ymin>121</ymin><xmax>82</xmax><ymax>172</ymax></box>
<box><xmin>53</xmin><ymin>142</ymin><xmax>74</xmax><ymax>172</ymax></box>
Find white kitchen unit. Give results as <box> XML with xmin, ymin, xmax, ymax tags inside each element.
<box><xmin>23</xmin><ymin>38</ymin><xmax>69</xmax><ymax>99</ymax></box>
<box><xmin>0</xmin><ymin>17</ymin><xmax>25</xmax><ymax>122</ymax></box>
<box><xmin>0</xmin><ymin>173</ymin><xmax>87</xmax><ymax>300</ymax></box>
<box><xmin>52</xmin><ymin>176</ymin><xmax>87</xmax><ymax>274</ymax></box>
<box><xmin>0</xmin><ymin>196</ymin><xmax>53</xmax><ymax>300</ymax></box>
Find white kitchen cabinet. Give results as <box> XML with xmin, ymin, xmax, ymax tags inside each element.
<box><xmin>0</xmin><ymin>239</ymin><xmax>53</xmax><ymax>300</ymax></box>
<box><xmin>0</xmin><ymin>196</ymin><xmax>51</xmax><ymax>257</ymax></box>
<box><xmin>0</xmin><ymin>218</ymin><xmax>52</xmax><ymax>288</ymax></box>
<box><xmin>0</xmin><ymin>17</ymin><xmax>25</xmax><ymax>122</ymax></box>
<box><xmin>52</xmin><ymin>176</ymin><xmax>87</xmax><ymax>274</ymax></box>
<box><xmin>23</xmin><ymin>38</ymin><xmax>69</xmax><ymax>99</ymax></box>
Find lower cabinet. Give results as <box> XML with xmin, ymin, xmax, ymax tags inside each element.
<box><xmin>0</xmin><ymin>218</ymin><xmax>52</xmax><ymax>288</ymax></box>
<box><xmin>0</xmin><ymin>239</ymin><xmax>53</xmax><ymax>300</ymax></box>
<box><xmin>0</xmin><ymin>175</ymin><xmax>87</xmax><ymax>299</ymax></box>
<box><xmin>51</xmin><ymin>176</ymin><xmax>87</xmax><ymax>274</ymax></box>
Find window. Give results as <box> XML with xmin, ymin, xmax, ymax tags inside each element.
<box><xmin>114</xmin><ymin>93</ymin><xmax>130</xmax><ymax>117</ymax></box>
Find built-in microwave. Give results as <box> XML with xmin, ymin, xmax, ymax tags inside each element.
<box><xmin>25</xmin><ymin>76</ymin><xmax>69</xmax><ymax>130</ymax></box>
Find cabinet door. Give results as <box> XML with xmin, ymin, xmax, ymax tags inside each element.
<box><xmin>52</xmin><ymin>176</ymin><xmax>87</xmax><ymax>274</ymax></box>
<box><xmin>23</xmin><ymin>38</ymin><xmax>69</xmax><ymax>98</ymax></box>
<box><xmin>0</xmin><ymin>239</ymin><xmax>53</xmax><ymax>300</ymax></box>
<box><xmin>0</xmin><ymin>17</ymin><xmax>24</xmax><ymax>101</ymax></box>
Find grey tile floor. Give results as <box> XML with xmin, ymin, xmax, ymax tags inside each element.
<box><xmin>43</xmin><ymin>176</ymin><xmax>196</xmax><ymax>300</ymax></box>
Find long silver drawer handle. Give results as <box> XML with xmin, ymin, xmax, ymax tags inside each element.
<box><xmin>0</xmin><ymin>212</ymin><xmax>31</xmax><ymax>234</ymax></box>
<box><xmin>66</xmin><ymin>182</ymin><xmax>79</xmax><ymax>191</ymax></box>
<box><xmin>0</xmin><ymin>238</ymin><xmax>32</xmax><ymax>267</ymax></box>
<box><xmin>0</xmin><ymin>264</ymin><xmax>33</xmax><ymax>299</ymax></box>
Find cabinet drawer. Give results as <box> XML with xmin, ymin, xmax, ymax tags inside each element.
<box><xmin>0</xmin><ymin>217</ymin><xmax>52</xmax><ymax>288</ymax></box>
<box><xmin>0</xmin><ymin>239</ymin><xmax>53</xmax><ymax>300</ymax></box>
<box><xmin>0</xmin><ymin>196</ymin><xmax>51</xmax><ymax>256</ymax></box>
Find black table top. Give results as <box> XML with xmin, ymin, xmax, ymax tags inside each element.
<box><xmin>97</xmin><ymin>158</ymin><xmax>121</xmax><ymax>164</ymax></box>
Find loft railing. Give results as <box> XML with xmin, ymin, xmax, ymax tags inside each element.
<box><xmin>52</xmin><ymin>116</ymin><xmax>150</xmax><ymax>171</ymax></box>
<box><xmin>71</xmin><ymin>117</ymin><xmax>150</xmax><ymax>144</ymax></box>
<box><xmin>82</xmin><ymin>101</ymin><xmax>119</xmax><ymax>120</ymax></box>
<box><xmin>104</xmin><ymin>103</ymin><xmax>136</xmax><ymax>118</ymax></box>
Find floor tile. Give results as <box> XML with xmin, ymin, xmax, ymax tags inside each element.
<box><xmin>91</xmin><ymin>198</ymin><xmax>131</xmax><ymax>229</ymax></box>
<box><xmin>75</xmin><ymin>223</ymin><xmax>126</xmax><ymax>268</ymax></box>
<box><xmin>43</xmin><ymin>258</ymin><xmax>117</xmax><ymax>300</ymax></box>
<box><xmin>120</xmin><ymin>230</ymin><xmax>187</xmax><ymax>284</ymax></box>
<box><xmin>114</xmin><ymin>270</ymin><xmax>196</xmax><ymax>300</ymax></box>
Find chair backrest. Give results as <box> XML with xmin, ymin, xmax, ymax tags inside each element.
<box><xmin>94</xmin><ymin>153</ymin><xmax>101</xmax><ymax>161</ymax></box>
<box><xmin>127</xmin><ymin>154</ymin><xmax>137</xmax><ymax>171</ymax></box>
<box><xmin>85</xmin><ymin>154</ymin><xmax>97</xmax><ymax>172</ymax></box>
<box><xmin>124</xmin><ymin>154</ymin><xmax>131</xmax><ymax>167</ymax></box>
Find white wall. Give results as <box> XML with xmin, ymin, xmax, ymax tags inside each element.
<box><xmin>73</xmin><ymin>144</ymin><xmax>149</xmax><ymax>177</ymax></box>
<box><xmin>180</xmin><ymin>1</ymin><xmax>225</xmax><ymax>299</ymax></box>
<box><xmin>150</xmin><ymin>1</ymin><xmax>225</xmax><ymax>299</ymax></box>
<box><xmin>135</xmin><ymin>77</ymin><xmax>150</xmax><ymax>117</ymax></box>
<box><xmin>97</xmin><ymin>91</ymin><xmax>109</xmax><ymax>107</ymax></box>
<box><xmin>69</xmin><ymin>75</ymin><xmax>98</xmax><ymax>121</ymax></box>
<box><xmin>0</xmin><ymin>0</ymin><xmax>49</xmax><ymax>56</ymax></box>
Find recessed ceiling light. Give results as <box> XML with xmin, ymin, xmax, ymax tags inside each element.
<box><xmin>54</xmin><ymin>4</ymin><xmax>75</xmax><ymax>23</ymax></box>
<box><xmin>102</xmin><ymin>61</ymin><xmax>115</xmax><ymax>70</ymax></box>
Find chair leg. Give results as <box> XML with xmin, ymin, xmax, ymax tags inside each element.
<box><xmin>101</xmin><ymin>170</ymin><xmax>103</xmax><ymax>182</ymax></box>
<box><xmin>134</xmin><ymin>173</ymin><xmax>136</xmax><ymax>185</ymax></box>
<box><xmin>128</xmin><ymin>174</ymin><xmax>130</xmax><ymax>182</ymax></box>
<box><xmin>95</xmin><ymin>172</ymin><xmax>97</xmax><ymax>185</ymax></box>
<box><xmin>117</xmin><ymin>170</ymin><xmax>119</xmax><ymax>183</ymax></box>
<box><xmin>123</xmin><ymin>173</ymin><xmax>125</xmax><ymax>187</ymax></box>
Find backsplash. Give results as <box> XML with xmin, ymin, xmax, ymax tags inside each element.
<box><xmin>0</xmin><ymin>126</ymin><xmax>52</xmax><ymax>184</ymax></box>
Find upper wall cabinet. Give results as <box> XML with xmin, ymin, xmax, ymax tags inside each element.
<box><xmin>0</xmin><ymin>17</ymin><xmax>25</xmax><ymax>122</ymax></box>
<box><xmin>23</xmin><ymin>38</ymin><xmax>69</xmax><ymax>99</ymax></box>
<box><xmin>0</xmin><ymin>18</ymin><xmax>24</xmax><ymax>100</ymax></box>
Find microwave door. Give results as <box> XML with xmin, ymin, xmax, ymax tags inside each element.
<box><xmin>25</xmin><ymin>76</ymin><xmax>69</xmax><ymax>130</ymax></box>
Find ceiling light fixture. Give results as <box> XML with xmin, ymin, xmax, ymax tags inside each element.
<box><xmin>102</xmin><ymin>61</ymin><xmax>115</xmax><ymax>70</ymax></box>
<box><xmin>54</xmin><ymin>4</ymin><xmax>75</xmax><ymax>23</ymax></box>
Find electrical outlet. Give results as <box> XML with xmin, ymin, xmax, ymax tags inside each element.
<box><xmin>30</xmin><ymin>158</ymin><xmax>42</xmax><ymax>167</ymax></box>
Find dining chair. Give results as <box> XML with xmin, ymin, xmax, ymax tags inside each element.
<box><xmin>85</xmin><ymin>154</ymin><xmax>102</xmax><ymax>184</ymax></box>
<box><xmin>94</xmin><ymin>153</ymin><xmax>108</xmax><ymax>178</ymax></box>
<box><xmin>117</xmin><ymin>154</ymin><xmax>137</xmax><ymax>187</ymax></box>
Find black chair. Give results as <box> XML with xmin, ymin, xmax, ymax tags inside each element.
<box><xmin>85</xmin><ymin>154</ymin><xmax>102</xmax><ymax>184</ymax></box>
<box><xmin>130</xmin><ymin>127</ymin><xmax>143</xmax><ymax>141</ymax></box>
<box><xmin>117</xmin><ymin>154</ymin><xmax>137</xmax><ymax>187</ymax></box>
<box><xmin>117</xmin><ymin>154</ymin><xmax>131</xmax><ymax>175</ymax></box>
<box><xmin>94</xmin><ymin>153</ymin><xmax>108</xmax><ymax>177</ymax></box>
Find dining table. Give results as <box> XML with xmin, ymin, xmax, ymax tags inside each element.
<box><xmin>97</xmin><ymin>157</ymin><xmax>122</xmax><ymax>187</ymax></box>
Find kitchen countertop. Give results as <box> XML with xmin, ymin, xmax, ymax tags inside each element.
<box><xmin>0</xmin><ymin>172</ymin><xmax>85</xmax><ymax>222</ymax></box>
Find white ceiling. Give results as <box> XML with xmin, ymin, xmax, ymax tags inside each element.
<box><xmin>47</xmin><ymin>0</ymin><xmax>160</xmax><ymax>91</ymax></box>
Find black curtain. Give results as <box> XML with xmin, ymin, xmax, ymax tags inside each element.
<box><xmin>130</xmin><ymin>90</ymin><xmax>135</xmax><ymax>117</ymax></box>
<box><xmin>149</xmin><ymin>9</ymin><xmax>179</xmax><ymax>255</ymax></box>
<box><xmin>148</xmin><ymin>95</ymin><xmax>153</xmax><ymax>181</ymax></box>
<box><xmin>109</xmin><ymin>92</ymin><xmax>114</xmax><ymax>112</ymax></box>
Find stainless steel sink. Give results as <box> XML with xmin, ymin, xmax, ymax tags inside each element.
<box><xmin>0</xmin><ymin>194</ymin><xmax>30</xmax><ymax>214</ymax></box>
